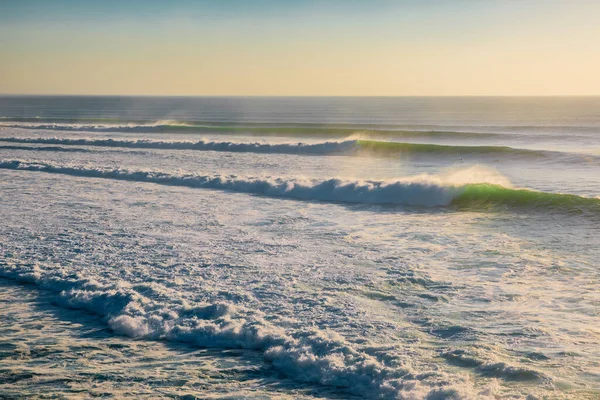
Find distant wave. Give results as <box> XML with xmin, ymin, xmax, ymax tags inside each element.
<box><xmin>0</xmin><ymin>119</ymin><xmax>499</xmax><ymax>138</ymax></box>
<box><xmin>0</xmin><ymin>144</ymin><xmax>93</xmax><ymax>153</ymax></box>
<box><xmin>0</xmin><ymin>137</ymin><xmax>580</xmax><ymax>160</ymax></box>
<box><xmin>1</xmin><ymin>160</ymin><xmax>598</xmax><ymax>212</ymax></box>
<box><xmin>0</xmin><ymin>137</ymin><xmax>357</xmax><ymax>155</ymax></box>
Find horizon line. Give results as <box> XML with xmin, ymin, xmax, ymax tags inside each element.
<box><xmin>2</xmin><ymin>94</ymin><xmax>600</xmax><ymax>98</ymax></box>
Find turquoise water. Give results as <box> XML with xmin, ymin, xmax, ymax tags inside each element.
<box><xmin>0</xmin><ymin>97</ymin><xmax>599</xmax><ymax>399</ymax></box>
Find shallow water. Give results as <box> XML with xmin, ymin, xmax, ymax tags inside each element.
<box><xmin>1</xmin><ymin>97</ymin><xmax>599</xmax><ymax>399</ymax></box>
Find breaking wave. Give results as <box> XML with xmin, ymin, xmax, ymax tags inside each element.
<box><xmin>1</xmin><ymin>160</ymin><xmax>598</xmax><ymax>212</ymax></box>
<box><xmin>0</xmin><ymin>137</ymin><xmax>583</xmax><ymax>160</ymax></box>
<box><xmin>0</xmin><ymin>137</ymin><xmax>357</xmax><ymax>155</ymax></box>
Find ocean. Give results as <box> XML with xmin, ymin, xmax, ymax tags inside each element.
<box><xmin>0</xmin><ymin>96</ymin><xmax>599</xmax><ymax>399</ymax></box>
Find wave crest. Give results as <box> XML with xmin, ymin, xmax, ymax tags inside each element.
<box><xmin>0</xmin><ymin>137</ymin><xmax>356</xmax><ymax>155</ymax></box>
<box><xmin>1</xmin><ymin>160</ymin><xmax>596</xmax><ymax>213</ymax></box>
<box><xmin>0</xmin><ymin>160</ymin><xmax>517</xmax><ymax>207</ymax></box>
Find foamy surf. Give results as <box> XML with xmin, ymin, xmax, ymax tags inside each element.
<box><xmin>0</xmin><ymin>160</ymin><xmax>509</xmax><ymax>207</ymax></box>
<box><xmin>2</xmin><ymin>159</ymin><xmax>596</xmax><ymax>212</ymax></box>
<box><xmin>0</xmin><ymin>259</ymin><xmax>483</xmax><ymax>399</ymax></box>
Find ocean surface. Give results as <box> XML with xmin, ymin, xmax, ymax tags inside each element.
<box><xmin>0</xmin><ymin>96</ymin><xmax>599</xmax><ymax>399</ymax></box>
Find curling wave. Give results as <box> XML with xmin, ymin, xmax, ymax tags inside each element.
<box><xmin>1</xmin><ymin>160</ymin><xmax>598</xmax><ymax>212</ymax></box>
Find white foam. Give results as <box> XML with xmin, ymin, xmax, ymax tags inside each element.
<box><xmin>0</xmin><ymin>259</ymin><xmax>461</xmax><ymax>398</ymax></box>
<box><xmin>0</xmin><ymin>160</ymin><xmax>510</xmax><ymax>207</ymax></box>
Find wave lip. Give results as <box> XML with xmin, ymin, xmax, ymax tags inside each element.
<box><xmin>454</xmin><ymin>183</ymin><xmax>600</xmax><ymax>212</ymax></box>
<box><xmin>0</xmin><ymin>159</ymin><xmax>465</xmax><ymax>207</ymax></box>
<box><xmin>1</xmin><ymin>159</ymin><xmax>597</xmax><ymax>213</ymax></box>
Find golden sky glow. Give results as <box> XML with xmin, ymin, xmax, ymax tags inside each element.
<box><xmin>1</xmin><ymin>1</ymin><xmax>599</xmax><ymax>96</ymax></box>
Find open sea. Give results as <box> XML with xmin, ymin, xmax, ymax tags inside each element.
<box><xmin>0</xmin><ymin>96</ymin><xmax>599</xmax><ymax>399</ymax></box>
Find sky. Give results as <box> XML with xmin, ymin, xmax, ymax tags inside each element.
<box><xmin>1</xmin><ymin>0</ymin><xmax>599</xmax><ymax>96</ymax></box>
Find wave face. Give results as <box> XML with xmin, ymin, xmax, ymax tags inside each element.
<box><xmin>0</xmin><ymin>137</ymin><xmax>577</xmax><ymax>160</ymax></box>
<box><xmin>454</xmin><ymin>184</ymin><xmax>600</xmax><ymax>211</ymax></box>
<box><xmin>356</xmin><ymin>140</ymin><xmax>549</xmax><ymax>157</ymax></box>
<box><xmin>1</xmin><ymin>159</ymin><xmax>597</xmax><ymax>212</ymax></box>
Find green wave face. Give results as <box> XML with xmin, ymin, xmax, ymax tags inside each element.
<box><xmin>355</xmin><ymin>140</ymin><xmax>547</xmax><ymax>157</ymax></box>
<box><xmin>453</xmin><ymin>184</ymin><xmax>600</xmax><ymax>213</ymax></box>
<box><xmin>190</xmin><ymin>127</ymin><xmax>494</xmax><ymax>138</ymax></box>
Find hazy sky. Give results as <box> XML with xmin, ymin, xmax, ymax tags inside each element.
<box><xmin>1</xmin><ymin>0</ymin><xmax>599</xmax><ymax>96</ymax></box>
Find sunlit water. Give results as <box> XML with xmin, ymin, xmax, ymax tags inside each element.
<box><xmin>1</xmin><ymin>97</ymin><xmax>599</xmax><ymax>399</ymax></box>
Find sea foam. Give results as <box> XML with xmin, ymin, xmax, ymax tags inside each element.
<box><xmin>1</xmin><ymin>159</ymin><xmax>597</xmax><ymax>213</ymax></box>
<box><xmin>0</xmin><ymin>160</ymin><xmax>509</xmax><ymax>207</ymax></box>
<box><xmin>0</xmin><ymin>259</ymin><xmax>456</xmax><ymax>398</ymax></box>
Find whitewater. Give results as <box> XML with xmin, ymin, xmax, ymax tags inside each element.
<box><xmin>1</xmin><ymin>96</ymin><xmax>600</xmax><ymax>399</ymax></box>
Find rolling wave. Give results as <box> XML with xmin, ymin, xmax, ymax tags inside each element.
<box><xmin>0</xmin><ymin>137</ymin><xmax>357</xmax><ymax>155</ymax></box>
<box><xmin>0</xmin><ymin>144</ymin><xmax>93</xmax><ymax>153</ymax></box>
<box><xmin>0</xmin><ymin>119</ymin><xmax>498</xmax><ymax>138</ymax></box>
<box><xmin>0</xmin><ymin>137</ymin><xmax>579</xmax><ymax>160</ymax></box>
<box><xmin>1</xmin><ymin>160</ymin><xmax>597</xmax><ymax>212</ymax></box>
<box><xmin>355</xmin><ymin>140</ymin><xmax>549</xmax><ymax>157</ymax></box>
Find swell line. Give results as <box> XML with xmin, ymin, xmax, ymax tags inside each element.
<box><xmin>1</xmin><ymin>160</ymin><xmax>598</xmax><ymax>212</ymax></box>
<box><xmin>0</xmin><ymin>144</ymin><xmax>93</xmax><ymax>153</ymax></box>
<box><xmin>0</xmin><ymin>137</ymin><xmax>356</xmax><ymax>155</ymax></box>
<box><xmin>0</xmin><ymin>120</ymin><xmax>500</xmax><ymax>138</ymax></box>
<box><xmin>0</xmin><ymin>137</ymin><xmax>583</xmax><ymax>160</ymax></box>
